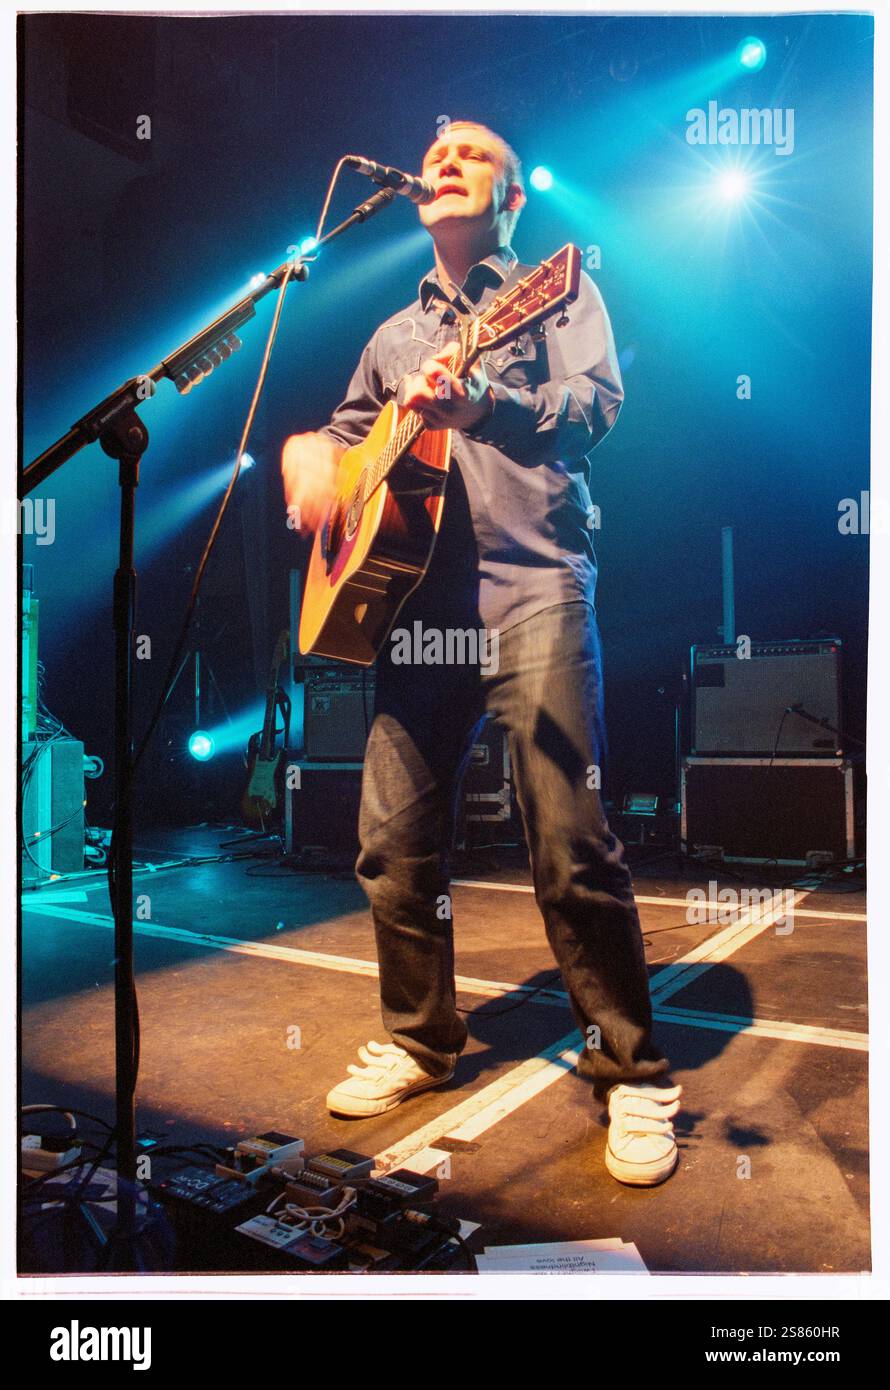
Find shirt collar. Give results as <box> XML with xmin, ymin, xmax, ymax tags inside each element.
<box><xmin>418</xmin><ymin>246</ymin><xmax>517</xmax><ymax>313</ymax></box>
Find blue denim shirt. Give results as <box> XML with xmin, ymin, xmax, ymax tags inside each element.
<box><xmin>318</xmin><ymin>246</ymin><xmax>623</xmax><ymax>635</ymax></box>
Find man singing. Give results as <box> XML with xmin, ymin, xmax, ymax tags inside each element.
<box><xmin>282</xmin><ymin>121</ymin><xmax>682</xmax><ymax>1186</ymax></box>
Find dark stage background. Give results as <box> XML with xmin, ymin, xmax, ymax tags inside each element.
<box><xmin>20</xmin><ymin>11</ymin><xmax>872</xmax><ymax>826</ymax></box>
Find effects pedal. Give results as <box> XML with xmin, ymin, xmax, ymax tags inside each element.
<box><xmin>234</xmin><ymin>1216</ymin><xmax>349</xmax><ymax>1270</ymax></box>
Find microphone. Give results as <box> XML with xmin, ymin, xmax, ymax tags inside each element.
<box><xmin>345</xmin><ymin>155</ymin><xmax>435</xmax><ymax>205</ymax></box>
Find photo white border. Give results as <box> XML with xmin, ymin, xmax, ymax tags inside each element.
<box><xmin>4</xmin><ymin>0</ymin><xmax>887</xmax><ymax>1303</ymax></box>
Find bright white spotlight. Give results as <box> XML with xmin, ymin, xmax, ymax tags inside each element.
<box><xmin>239</xmin><ymin>453</ymin><xmax>255</xmax><ymax>471</ymax></box>
<box><xmin>188</xmin><ymin>731</ymin><xmax>215</xmax><ymax>762</ymax></box>
<box><xmin>299</xmin><ymin>235</ymin><xmax>319</xmax><ymax>256</ymax></box>
<box><xmin>737</xmin><ymin>37</ymin><xmax>767</xmax><ymax>72</ymax></box>
<box><xmin>249</xmin><ymin>272</ymin><xmax>266</xmax><ymax>289</ymax></box>
<box><xmin>529</xmin><ymin>166</ymin><xmax>553</xmax><ymax>192</ymax></box>
<box><xmin>718</xmin><ymin>170</ymin><xmax>750</xmax><ymax>201</ymax></box>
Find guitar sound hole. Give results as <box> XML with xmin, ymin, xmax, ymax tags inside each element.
<box><xmin>344</xmin><ymin>482</ymin><xmax>364</xmax><ymax>541</ymax></box>
<box><xmin>324</xmin><ymin>508</ymin><xmax>344</xmax><ymax>565</ymax></box>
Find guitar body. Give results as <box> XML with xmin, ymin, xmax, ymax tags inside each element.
<box><xmin>241</xmin><ymin>734</ymin><xmax>282</xmax><ymax>822</ymax></box>
<box><xmin>299</xmin><ymin>401</ymin><xmax>452</xmax><ymax>665</ymax></box>
<box><xmin>241</xmin><ymin>628</ymin><xmax>290</xmax><ymax>825</ymax></box>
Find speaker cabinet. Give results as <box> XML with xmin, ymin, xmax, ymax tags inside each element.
<box><xmin>283</xmin><ymin>758</ymin><xmax>363</xmax><ymax>857</ymax></box>
<box><xmin>691</xmin><ymin>640</ymin><xmax>842</xmax><ymax>756</ymax></box>
<box><xmin>681</xmin><ymin>756</ymin><xmax>856</xmax><ymax>865</ymax></box>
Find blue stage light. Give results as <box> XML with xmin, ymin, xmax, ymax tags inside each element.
<box><xmin>529</xmin><ymin>166</ymin><xmax>553</xmax><ymax>192</ymax></box>
<box><xmin>239</xmin><ymin>453</ymin><xmax>255</xmax><ymax>471</ymax></box>
<box><xmin>299</xmin><ymin>236</ymin><xmax>319</xmax><ymax>256</ymax></box>
<box><xmin>737</xmin><ymin>37</ymin><xmax>766</xmax><ymax>72</ymax></box>
<box><xmin>188</xmin><ymin>731</ymin><xmax>215</xmax><ymax>762</ymax></box>
<box><xmin>249</xmin><ymin>272</ymin><xmax>267</xmax><ymax>289</ymax></box>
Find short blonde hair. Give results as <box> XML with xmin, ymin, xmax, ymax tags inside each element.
<box><xmin>427</xmin><ymin>120</ymin><xmax>525</xmax><ymax>239</ymax></box>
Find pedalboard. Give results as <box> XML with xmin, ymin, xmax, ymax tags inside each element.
<box><xmin>149</xmin><ymin>1134</ymin><xmax>465</xmax><ymax>1273</ymax></box>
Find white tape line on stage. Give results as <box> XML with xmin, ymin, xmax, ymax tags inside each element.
<box><xmin>20</xmin><ymin>889</ymin><xmax>89</xmax><ymax>904</ymax></box>
<box><xmin>22</xmin><ymin>899</ymin><xmax>867</xmax><ymax>1056</ymax></box>
<box><xmin>653</xmin><ymin>1005</ymin><xmax>868</xmax><ymax>1051</ymax></box>
<box><xmin>373</xmin><ymin>1035</ymin><xmax>583</xmax><ymax>1174</ymax></box>
<box><xmin>24</xmin><ymin>893</ymin><xmax>867</xmax><ymax>1173</ymax></box>
<box><xmin>21</xmin><ymin>902</ymin><xmax>560</xmax><ymax>1000</ymax></box>
<box><xmin>451</xmin><ymin>879</ymin><xmax>865</xmax><ymax>922</ymax></box>
<box><xmin>21</xmin><ymin>902</ymin><xmax>387</xmax><ymax>976</ymax></box>
<box><xmin>647</xmin><ymin>890</ymin><xmax>809</xmax><ymax>1002</ymax></box>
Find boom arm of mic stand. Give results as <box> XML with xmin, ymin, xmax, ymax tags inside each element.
<box><xmin>22</xmin><ymin>267</ymin><xmax>296</xmax><ymax>496</ymax></box>
<box><xmin>22</xmin><ymin>185</ymin><xmax>397</xmax><ymax>497</ymax></box>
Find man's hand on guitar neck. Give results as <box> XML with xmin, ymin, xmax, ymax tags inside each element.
<box><xmin>401</xmin><ymin>349</ymin><xmax>494</xmax><ymax>432</ymax></box>
<box><xmin>281</xmin><ymin>432</ymin><xmax>345</xmax><ymax>537</ymax></box>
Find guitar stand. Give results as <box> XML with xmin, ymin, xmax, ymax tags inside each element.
<box><xmin>164</xmin><ymin>595</ymin><xmax>233</xmax><ymax>733</ymax></box>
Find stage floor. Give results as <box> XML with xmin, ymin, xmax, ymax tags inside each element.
<box><xmin>20</xmin><ymin>825</ymin><xmax>869</xmax><ymax>1275</ymax></box>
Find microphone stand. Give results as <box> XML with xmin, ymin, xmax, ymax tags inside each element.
<box><xmin>785</xmin><ymin>704</ymin><xmax>865</xmax><ymax>751</ymax></box>
<box><xmin>19</xmin><ymin>184</ymin><xmax>396</xmax><ymax>1268</ymax></box>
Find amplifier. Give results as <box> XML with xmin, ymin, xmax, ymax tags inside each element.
<box><xmin>298</xmin><ymin>665</ymin><xmax>375</xmax><ymax>761</ymax></box>
<box><xmin>691</xmin><ymin>639</ymin><xmax>842</xmax><ymax>756</ymax></box>
<box><xmin>21</xmin><ymin>738</ymin><xmax>85</xmax><ymax>884</ymax></box>
<box><xmin>283</xmin><ymin>757</ymin><xmax>363</xmax><ymax>857</ymax></box>
<box><xmin>681</xmin><ymin>756</ymin><xmax>856</xmax><ymax>865</ymax></box>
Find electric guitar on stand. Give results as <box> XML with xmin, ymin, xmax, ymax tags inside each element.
<box><xmin>242</xmin><ymin>629</ymin><xmax>291</xmax><ymax>825</ymax></box>
<box><xmin>298</xmin><ymin>244</ymin><xmax>581</xmax><ymax>666</ymax></box>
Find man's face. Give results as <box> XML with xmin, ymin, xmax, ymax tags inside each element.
<box><xmin>418</xmin><ymin>126</ymin><xmax>509</xmax><ymax>238</ymax></box>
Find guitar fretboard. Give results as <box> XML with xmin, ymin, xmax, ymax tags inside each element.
<box><xmin>360</xmin><ymin>343</ymin><xmax>466</xmax><ymax>506</ymax></box>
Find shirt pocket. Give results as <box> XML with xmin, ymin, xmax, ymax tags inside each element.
<box><xmin>380</xmin><ymin>347</ymin><xmax>421</xmax><ymax>401</ymax></box>
<box><xmin>485</xmin><ymin>331</ymin><xmax>548</xmax><ymax>390</ymax></box>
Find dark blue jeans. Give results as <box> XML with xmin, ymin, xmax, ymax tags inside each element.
<box><xmin>355</xmin><ymin>600</ymin><xmax>669</xmax><ymax>1099</ymax></box>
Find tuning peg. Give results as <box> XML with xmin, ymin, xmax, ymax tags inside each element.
<box><xmin>172</xmin><ymin>332</ymin><xmax>244</xmax><ymax>392</ymax></box>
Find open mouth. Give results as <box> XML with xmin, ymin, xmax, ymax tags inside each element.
<box><xmin>435</xmin><ymin>184</ymin><xmax>468</xmax><ymax>200</ymax></box>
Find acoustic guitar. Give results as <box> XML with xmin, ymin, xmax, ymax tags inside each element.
<box><xmin>298</xmin><ymin>244</ymin><xmax>581</xmax><ymax>666</ymax></box>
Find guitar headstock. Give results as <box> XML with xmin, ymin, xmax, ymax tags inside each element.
<box><xmin>462</xmin><ymin>244</ymin><xmax>581</xmax><ymax>363</ymax></box>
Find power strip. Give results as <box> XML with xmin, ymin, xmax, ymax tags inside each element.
<box><xmin>21</xmin><ymin>1133</ymin><xmax>81</xmax><ymax>1175</ymax></box>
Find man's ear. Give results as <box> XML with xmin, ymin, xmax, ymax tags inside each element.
<box><xmin>501</xmin><ymin>181</ymin><xmax>526</xmax><ymax>216</ymax></box>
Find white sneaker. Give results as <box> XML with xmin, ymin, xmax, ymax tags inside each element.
<box><xmin>604</xmin><ymin>1083</ymin><xmax>683</xmax><ymax>1187</ymax></box>
<box><xmin>326</xmin><ymin>1040</ymin><xmax>453</xmax><ymax>1117</ymax></box>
